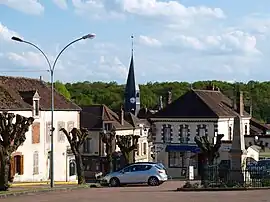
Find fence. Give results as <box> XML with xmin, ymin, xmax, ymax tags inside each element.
<box><xmin>203</xmin><ymin>166</ymin><xmax>270</xmax><ymax>188</ymax></box>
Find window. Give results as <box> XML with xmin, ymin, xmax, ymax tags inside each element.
<box><xmin>67</xmin><ymin>121</ymin><xmax>74</xmax><ymax>132</ymax></box>
<box><xmin>32</xmin><ymin>122</ymin><xmax>40</xmax><ymax>144</ymax></box>
<box><xmin>58</xmin><ymin>121</ymin><xmax>65</xmax><ymax>143</ymax></box>
<box><xmin>136</xmin><ymin>143</ymin><xmax>140</xmax><ymax>156</ymax></box>
<box><xmin>83</xmin><ymin>138</ymin><xmax>91</xmax><ymax>153</ymax></box>
<box><xmin>168</xmin><ymin>152</ymin><xmax>185</xmax><ymax>168</ymax></box>
<box><xmin>33</xmin><ymin>151</ymin><xmax>39</xmax><ymax>175</ymax></box>
<box><xmin>104</xmin><ymin>123</ymin><xmax>112</xmax><ymax>132</ymax></box>
<box><xmin>244</xmin><ymin>124</ymin><xmax>248</xmax><ymax>135</ymax></box>
<box><xmin>123</xmin><ymin>165</ymin><xmax>137</xmax><ymax>172</ymax></box>
<box><xmin>199</xmin><ymin>128</ymin><xmax>205</xmax><ymax>136</ymax></box>
<box><xmin>69</xmin><ymin>160</ymin><xmax>76</xmax><ymax>176</ymax></box>
<box><xmin>13</xmin><ymin>155</ymin><xmax>24</xmax><ymax>175</ymax></box>
<box><xmin>33</xmin><ymin>100</ymin><xmax>39</xmax><ymax>116</ymax></box>
<box><xmin>163</xmin><ymin>125</ymin><xmax>171</xmax><ymax>143</ymax></box>
<box><xmin>46</xmin><ymin>122</ymin><xmax>51</xmax><ymax>143</ymax></box>
<box><xmin>143</xmin><ymin>142</ymin><xmax>147</xmax><ymax>155</ymax></box>
<box><xmin>229</xmin><ymin>126</ymin><xmax>232</xmax><ymax>140</ymax></box>
<box><xmin>180</xmin><ymin>125</ymin><xmax>189</xmax><ymax>143</ymax></box>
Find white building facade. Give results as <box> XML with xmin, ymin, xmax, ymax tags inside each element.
<box><xmin>149</xmin><ymin>89</ymin><xmax>251</xmax><ymax>179</ymax></box>
<box><xmin>0</xmin><ymin>76</ymin><xmax>81</xmax><ymax>182</ymax></box>
<box><xmin>11</xmin><ymin>110</ymin><xmax>80</xmax><ymax>182</ymax></box>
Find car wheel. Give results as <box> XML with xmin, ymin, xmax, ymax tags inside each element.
<box><xmin>148</xmin><ymin>176</ymin><xmax>159</xmax><ymax>186</ymax></box>
<box><xmin>109</xmin><ymin>177</ymin><xmax>120</xmax><ymax>187</ymax></box>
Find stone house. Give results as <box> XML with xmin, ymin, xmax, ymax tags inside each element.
<box><xmin>80</xmin><ymin>104</ymin><xmax>151</xmax><ymax>178</ymax></box>
<box><xmin>0</xmin><ymin>76</ymin><xmax>81</xmax><ymax>182</ymax></box>
<box><xmin>149</xmin><ymin>87</ymin><xmax>252</xmax><ymax>179</ymax></box>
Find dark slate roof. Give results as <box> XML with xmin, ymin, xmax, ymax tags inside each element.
<box><xmin>0</xmin><ymin>76</ymin><xmax>80</xmax><ymax>111</ymax></box>
<box><xmin>152</xmin><ymin>89</ymin><xmax>250</xmax><ymax>118</ymax></box>
<box><xmin>250</xmin><ymin>118</ymin><xmax>270</xmax><ymax>135</ymax></box>
<box><xmin>80</xmin><ymin>105</ymin><xmax>134</xmax><ymax>131</ymax></box>
<box><xmin>124</xmin><ymin>53</ymin><xmax>136</xmax><ymax>114</ymax></box>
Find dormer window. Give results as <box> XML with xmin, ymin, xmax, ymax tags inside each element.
<box><xmin>33</xmin><ymin>91</ymin><xmax>40</xmax><ymax>118</ymax></box>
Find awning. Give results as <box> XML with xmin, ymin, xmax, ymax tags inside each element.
<box><xmin>165</xmin><ymin>145</ymin><xmax>200</xmax><ymax>153</ymax></box>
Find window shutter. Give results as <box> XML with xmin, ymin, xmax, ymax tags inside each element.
<box><xmin>169</xmin><ymin>125</ymin><xmax>173</xmax><ymax>142</ymax></box>
<box><xmin>10</xmin><ymin>157</ymin><xmax>15</xmax><ymax>178</ymax></box>
<box><xmin>161</xmin><ymin>124</ymin><xmax>165</xmax><ymax>142</ymax></box>
<box><xmin>20</xmin><ymin>155</ymin><xmax>24</xmax><ymax>175</ymax></box>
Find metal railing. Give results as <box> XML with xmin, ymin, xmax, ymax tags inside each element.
<box><xmin>202</xmin><ymin>166</ymin><xmax>270</xmax><ymax>188</ymax></box>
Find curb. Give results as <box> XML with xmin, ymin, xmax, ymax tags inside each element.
<box><xmin>0</xmin><ymin>185</ymin><xmax>88</xmax><ymax>198</ymax></box>
<box><xmin>11</xmin><ymin>181</ymin><xmax>78</xmax><ymax>187</ymax></box>
<box><xmin>176</xmin><ymin>187</ymin><xmax>270</xmax><ymax>192</ymax></box>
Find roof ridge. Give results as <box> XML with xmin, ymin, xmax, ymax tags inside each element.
<box><xmin>0</xmin><ymin>75</ymin><xmax>43</xmax><ymax>82</ymax></box>
<box><xmin>193</xmin><ymin>90</ymin><xmax>221</xmax><ymax>117</ymax></box>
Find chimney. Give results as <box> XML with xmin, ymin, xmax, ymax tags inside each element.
<box><xmin>237</xmin><ymin>91</ymin><xmax>244</xmax><ymax>116</ymax></box>
<box><xmin>39</xmin><ymin>76</ymin><xmax>43</xmax><ymax>83</ymax></box>
<box><xmin>119</xmin><ymin>107</ymin><xmax>124</xmax><ymax>125</ymax></box>
<box><xmin>166</xmin><ymin>90</ymin><xmax>172</xmax><ymax>105</ymax></box>
<box><xmin>249</xmin><ymin>99</ymin><xmax>253</xmax><ymax>117</ymax></box>
<box><xmin>159</xmin><ymin>96</ymin><xmax>163</xmax><ymax>110</ymax></box>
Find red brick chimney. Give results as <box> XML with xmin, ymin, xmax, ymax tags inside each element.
<box><xmin>237</xmin><ymin>91</ymin><xmax>244</xmax><ymax>116</ymax></box>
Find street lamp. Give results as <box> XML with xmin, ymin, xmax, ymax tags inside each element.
<box><xmin>11</xmin><ymin>33</ymin><xmax>96</xmax><ymax>188</ymax></box>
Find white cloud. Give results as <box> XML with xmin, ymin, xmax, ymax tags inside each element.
<box><xmin>71</xmin><ymin>0</ymin><xmax>225</xmax><ymax>22</ymax></box>
<box><xmin>6</xmin><ymin>51</ymin><xmax>49</xmax><ymax>68</ymax></box>
<box><xmin>142</xmin><ymin>30</ymin><xmax>260</xmax><ymax>56</ymax></box>
<box><xmin>0</xmin><ymin>22</ymin><xmax>22</xmax><ymax>42</ymax></box>
<box><xmin>0</xmin><ymin>0</ymin><xmax>44</xmax><ymax>15</ymax></box>
<box><xmin>52</xmin><ymin>0</ymin><xmax>68</xmax><ymax>10</ymax></box>
<box><xmin>139</xmin><ymin>35</ymin><xmax>162</xmax><ymax>47</ymax></box>
<box><xmin>98</xmin><ymin>55</ymin><xmax>128</xmax><ymax>79</ymax></box>
<box><xmin>119</xmin><ymin>0</ymin><xmax>225</xmax><ymax>19</ymax></box>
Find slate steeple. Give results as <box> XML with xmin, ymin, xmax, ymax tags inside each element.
<box><xmin>124</xmin><ymin>35</ymin><xmax>140</xmax><ymax>115</ymax></box>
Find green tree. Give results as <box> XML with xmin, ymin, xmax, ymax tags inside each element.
<box><xmin>54</xmin><ymin>81</ymin><xmax>71</xmax><ymax>100</ymax></box>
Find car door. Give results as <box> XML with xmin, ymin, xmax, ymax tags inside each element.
<box><xmin>118</xmin><ymin>165</ymin><xmax>137</xmax><ymax>183</ymax></box>
<box><xmin>135</xmin><ymin>165</ymin><xmax>152</xmax><ymax>183</ymax></box>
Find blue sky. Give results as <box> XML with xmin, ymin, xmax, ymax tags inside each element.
<box><xmin>1</xmin><ymin>0</ymin><xmax>270</xmax><ymax>84</ymax></box>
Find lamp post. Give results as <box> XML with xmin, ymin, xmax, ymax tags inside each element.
<box><xmin>11</xmin><ymin>33</ymin><xmax>96</xmax><ymax>188</ymax></box>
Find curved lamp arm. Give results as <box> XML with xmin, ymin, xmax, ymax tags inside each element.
<box><xmin>11</xmin><ymin>36</ymin><xmax>52</xmax><ymax>70</ymax></box>
<box><xmin>52</xmin><ymin>33</ymin><xmax>95</xmax><ymax>72</ymax></box>
<box><xmin>11</xmin><ymin>33</ymin><xmax>96</xmax><ymax>72</ymax></box>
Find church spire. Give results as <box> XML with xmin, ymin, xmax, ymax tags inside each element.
<box><xmin>124</xmin><ymin>35</ymin><xmax>138</xmax><ymax>115</ymax></box>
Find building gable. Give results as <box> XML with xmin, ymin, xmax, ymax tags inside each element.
<box><xmin>153</xmin><ymin>90</ymin><xmax>219</xmax><ymax>118</ymax></box>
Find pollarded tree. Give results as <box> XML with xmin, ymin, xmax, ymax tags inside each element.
<box><xmin>100</xmin><ymin>128</ymin><xmax>116</xmax><ymax>173</ymax></box>
<box><xmin>194</xmin><ymin>134</ymin><xmax>224</xmax><ymax>166</ymax></box>
<box><xmin>0</xmin><ymin>113</ymin><xmax>34</xmax><ymax>191</ymax></box>
<box><xmin>60</xmin><ymin>128</ymin><xmax>89</xmax><ymax>185</ymax></box>
<box><xmin>194</xmin><ymin>134</ymin><xmax>224</xmax><ymax>187</ymax></box>
<box><xmin>116</xmin><ymin>135</ymin><xmax>140</xmax><ymax>166</ymax></box>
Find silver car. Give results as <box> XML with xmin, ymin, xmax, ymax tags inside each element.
<box><xmin>102</xmin><ymin>162</ymin><xmax>168</xmax><ymax>187</ymax></box>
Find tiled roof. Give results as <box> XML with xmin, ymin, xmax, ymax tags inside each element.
<box><xmin>152</xmin><ymin>89</ymin><xmax>251</xmax><ymax>118</ymax></box>
<box><xmin>80</xmin><ymin>105</ymin><xmax>134</xmax><ymax>130</ymax></box>
<box><xmin>0</xmin><ymin>76</ymin><xmax>80</xmax><ymax>111</ymax></box>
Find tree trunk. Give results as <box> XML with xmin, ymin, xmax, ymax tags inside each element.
<box><xmin>0</xmin><ymin>153</ymin><xmax>10</xmax><ymax>191</ymax></box>
<box><xmin>106</xmin><ymin>154</ymin><xmax>113</xmax><ymax>173</ymax></box>
<box><xmin>75</xmin><ymin>154</ymin><xmax>85</xmax><ymax>185</ymax></box>
<box><xmin>122</xmin><ymin>152</ymin><xmax>129</xmax><ymax>166</ymax></box>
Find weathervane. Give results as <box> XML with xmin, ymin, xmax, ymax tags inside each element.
<box><xmin>131</xmin><ymin>35</ymin><xmax>134</xmax><ymax>54</ymax></box>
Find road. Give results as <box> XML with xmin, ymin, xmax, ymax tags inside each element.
<box><xmin>1</xmin><ymin>181</ymin><xmax>269</xmax><ymax>202</ymax></box>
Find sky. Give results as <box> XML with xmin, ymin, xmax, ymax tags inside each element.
<box><xmin>1</xmin><ymin>0</ymin><xmax>270</xmax><ymax>84</ymax></box>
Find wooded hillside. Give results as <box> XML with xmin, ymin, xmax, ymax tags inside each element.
<box><xmin>54</xmin><ymin>80</ymin><xmax>270</xmax><ymax>122</ymax></box>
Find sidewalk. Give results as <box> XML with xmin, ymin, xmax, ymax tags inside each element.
<box><xmin>11</xmin><ymin>181</ymin><xmax>78</xmax><ymax>187</ymax></box>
